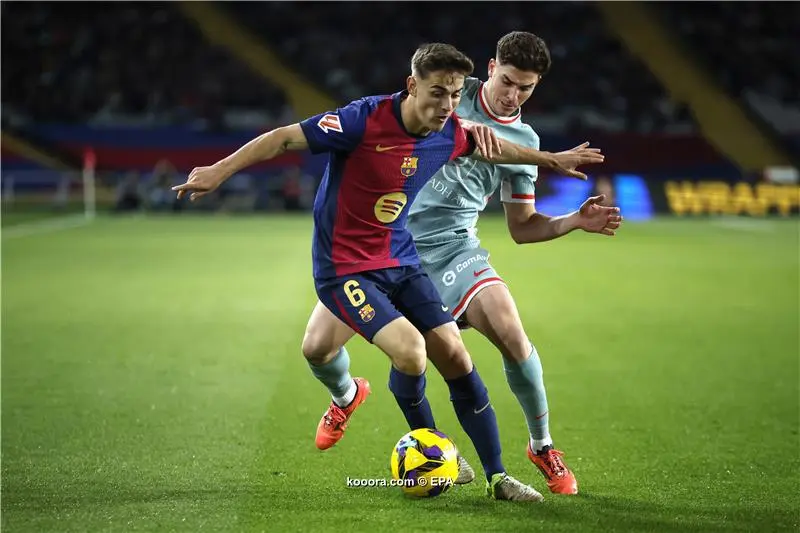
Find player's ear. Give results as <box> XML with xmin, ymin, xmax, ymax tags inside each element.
<box><xmin>407</xmin><ymin>75</ymin><xmax>417</xmax><ymax>97</ymax></box>
<box><xmin>488</xmin><ymin>58</ymin><xmax>496</xmax><ymax>79</ymax></box>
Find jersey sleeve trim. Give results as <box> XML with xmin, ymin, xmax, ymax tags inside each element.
<box><xmin>298</xmin><ymin>120</ymin><xmax>326</xmax><ymax>154</ymax></box>
<box><xmin>500</xmin><ymin>180</ymin><xmax>536</xmax><ymax>204</ymax></box>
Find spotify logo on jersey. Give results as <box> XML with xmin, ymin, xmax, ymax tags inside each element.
<box><xmin>374</xmin><ymin>192</ymin><xmax>408</xmax><ymax>223</ymax></box>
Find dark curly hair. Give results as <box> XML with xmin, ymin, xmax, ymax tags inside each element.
<box><xmin>496</xmin><ymin>31</ymin><xmax>551</xmax><ymax>76</ymax></box>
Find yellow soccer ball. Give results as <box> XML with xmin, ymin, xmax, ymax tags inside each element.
<box><xmin>390</xmin><ymin>428</ymin><xmax>459</xmax><ymax>497</ymax></box>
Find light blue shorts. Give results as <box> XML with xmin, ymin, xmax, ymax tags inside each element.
<box><xmin>419</xmin><ymin>246</ymin><xmax>506</xmax><ymax>326</ymax></box>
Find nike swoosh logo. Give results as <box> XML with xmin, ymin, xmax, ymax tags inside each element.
<box><xmin>410</xmin><ymin>397</ymin><xmax>426</xmax><ymax>407</ymax></box>
<box><xmin>376</xmin><ymin>144</ymin><xmax>398</xmax><ymax>152</ymax></box>
<box><xmin>535</xmin><ymin>410</ymin><xmax>549</xmax><ymax>420</ymax></box>
<box><xmin>441</xmin><ymin>305</ymin><xmax>449</xmax><ymax>312</ymax></box>
<box><xmin>473</xmin><ymin>268</ymin><xmax>491</xmax><ymax>277</ymax></box>
<box><xmin>473</xmin><ymin>402</ymin><xmax>491</xmax><ymax>414</ymax></box>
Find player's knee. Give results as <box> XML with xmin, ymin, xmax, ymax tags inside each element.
<box><xmin>301</xmin><ymin>329</ymin><xmax>338</xmax><ymax>365</ymax></box>
<box><xmin>497</xmin><ymin>326</ymin><xmax>531</xmax><ymax>363</ymax></box>
<box><xmin>442</xmin><ymin>345</ymin><xmax>473</xmax><ymax>375</ymax></box>
<box><xmin>429</xmin><ymin>327</ymin><xmax>473</xmax><ymax>378</ymax></box>
<box><xmin>392</xmin><ymin>333</ymin><xmax>427</xmax><ymax>375</ymax></box>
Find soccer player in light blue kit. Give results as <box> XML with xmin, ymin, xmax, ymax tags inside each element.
<box><xmin>407</xmin><ymin>32</ymin><xmax>623</xmax><ymax>495</ymax></box>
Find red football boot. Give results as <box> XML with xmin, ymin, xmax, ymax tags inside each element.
<box><xmin>527</xmin><ymin>443</ymin><xmax>578</xmax><ymax>494</ymax></box>
<box><xmin>315</xmin><ymin>378</ymin><xmax>371</xmax><ymax>450</ymax></box>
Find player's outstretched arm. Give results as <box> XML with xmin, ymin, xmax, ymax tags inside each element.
<box><xmin>504</xmin><ymin>195</ymin><xmax>623</xmax><ymax>244</ymax></box>
<box><xmin>470</xmin><ymin>124</ymin><xmax>604</xmax><ymax>180</ymax></box>
<box><xmin>172</xmin><ymin>124</ymin><xmax>309</xmax><ymax>202</ymax></box>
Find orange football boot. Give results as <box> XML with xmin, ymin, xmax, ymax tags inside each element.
<box><xmin>527</xmin><ymin>443</ymin><xmax>578</xmax><ymax>494</ymax></box>
<box><xmin>315</xmin><ymin>377</ymin><xmax>371</xmax><ymax>450</ymax></box>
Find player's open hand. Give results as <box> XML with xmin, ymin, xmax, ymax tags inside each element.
<box><xmin>552</xmin><ymin>142</ymin><xmax>605</xmax><ymax>180</ymax></box>
<box><xmin>577</xmin><ymin>194</ymin><xmax>623</xmax><ymax>236</ymax></box>
<box><xmin>171</xmin><ymin>165</ymin><xmax>227</xmax><ymax>202</ymax></box>
<box><xmin>461</xmin><ymin>120</ymin><xmax>502</xmax><ymax>160</ymax></box>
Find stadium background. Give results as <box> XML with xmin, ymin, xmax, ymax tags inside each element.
<box><xmin>3</xmin><ymin>1</ymin><xmax>799</xmax><ymax>217</ymax></box>
<box><xmin>2</xmin><ymin>2</ymin><xmax>798</xmax><ymax>532</ymax></box>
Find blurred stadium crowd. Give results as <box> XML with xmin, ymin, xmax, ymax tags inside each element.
<box><xmin>228</xmin><ymin>1</ymin><xmax>695</xmax><ymax>135</ymax></box>
<box><xmin>2</xmin><ymin>2</ymin><xmax>292</xmax><ymax>129</ymax></box>
<box><xmin>1</xmin><ymin>1</ymin><xmax>797</xmax><ymax>214</ymax></box>
<box><xmin>660</xmin><ymin>1</ymin><xmax>799</xmax><ymax>143</ymax></box>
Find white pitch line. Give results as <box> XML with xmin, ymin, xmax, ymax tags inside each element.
<box><xmin>710</xmin><ymin>216</ymin><xmax>778</xmax><ymax>233</ymax></box>
<box><xmin>1</xmin><ymin>214</ymin><xmax>93</xmax><ymax>240</ymax></box>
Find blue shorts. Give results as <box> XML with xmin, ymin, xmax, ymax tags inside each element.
<box><xmin>314</xmin><ymin>265</ymin><xmax>454</xmax><ymax>342</ymax></box>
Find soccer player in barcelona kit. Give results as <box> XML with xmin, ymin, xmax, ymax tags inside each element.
<box><xmin>173</xmin><ymin>43</ymin><xmax>604</xmax><ymax>501</ymax></box>
<box><xmin>407</xmin><ymin>32</ymin><xmax>624</xmax><ymax>495</ymax></box>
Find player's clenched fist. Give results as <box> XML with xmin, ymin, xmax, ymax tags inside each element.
<box><xmin>172</xmin><ymin>165</ymin><xmax>228</xmax><ymax>202</ymax></box>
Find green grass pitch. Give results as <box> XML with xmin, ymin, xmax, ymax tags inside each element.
<box><xmin>2</xmin><ymin>215</ymin><xmax>798</xmax><ymax>532</ymax></box>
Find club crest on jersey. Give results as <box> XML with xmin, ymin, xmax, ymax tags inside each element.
<box><xmin>359</xmin><ymin>304</ymin><xmax>375</xmax><ymax>323</ymax></box>
<box><xmin>374</xmin><ymin>192</ymin><xmax>408</xmax><ymax>224</ymax></box>
<box><xmin>400</xmin><ymin>156</ymin><xmax>418</xmax><ymax>177</ymax></box>
<box><xmin>317</xmin><ymin>114</ymin><xmax>343</xmax><ymax>133</ymax></box>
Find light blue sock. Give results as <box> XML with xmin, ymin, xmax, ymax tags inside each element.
<box><xmin>308</xmin><ymin>347</ymin><xmax>355</xmax><ymax>406</ymax></box>
<box><xmin>503</xmin><ymin>343</ymin><xmax>551</xmax><ymax>450</ymax></box>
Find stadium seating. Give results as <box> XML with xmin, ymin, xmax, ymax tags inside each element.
<box><xmin>1</xmin><ymin>2</ymin><xmax>292</xmax><ymax>129</ymax></box>
<box><xmin>658</xmin><ymin>1</ymin><xmax>800</xmax><ymax>155</ymax></box>
<box><xmin>224</xmin><ymin>1</ymin><xmax>696</xmax><ymax>135</ymax></box>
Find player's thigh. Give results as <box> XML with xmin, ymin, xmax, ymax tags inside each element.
<box><xmin>463</xmin><ymin>284</ymin><xmax>531</xmax><ymax>362</ymax></box>
<box><xmin>301</xmin><ymin>300</ymin><xmax>357</xmax><ymax>363</ymax></box>
<box><xmin>372</xmin><ymin>316</ymin><xmax>427</xmax><ymax>376</ymax></box>
<box><xmin>315</xmin><ymin>273</ymin><xmax>403</xmax><ymax>343</ymax></box>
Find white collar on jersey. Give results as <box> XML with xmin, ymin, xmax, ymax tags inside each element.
<box><xmin>478</xmin><ymin>82</ymin><xmax>521</xmax><ymax>125</ymax></box>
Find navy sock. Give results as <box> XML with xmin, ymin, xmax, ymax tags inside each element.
<box><xmin>446</xmin><ymin>367</ymin><xmax>505</xmax><ymax>480</ymax></box>
<box><xmin>388</xmin><ymin>367</ymin><xmax>436</xmax><ymax>430</ymax></box>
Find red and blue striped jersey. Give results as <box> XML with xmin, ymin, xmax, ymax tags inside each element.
<box><xmin>299</xmin><ymin>92</ymin><xmax>475</xmax><ymax>279</ymax></box>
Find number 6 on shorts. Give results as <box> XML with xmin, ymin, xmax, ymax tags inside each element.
<box><xmin>344</xmin><ymin>280</ymin><xmax>366</xmax><ymax>307</ymax></box>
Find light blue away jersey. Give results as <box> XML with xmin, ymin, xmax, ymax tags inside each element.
<box><xmin>407</xmin><ymin>77</ymin><xmax>539</xmax><ymax>263</ymax></box>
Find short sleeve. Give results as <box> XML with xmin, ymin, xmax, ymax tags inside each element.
<box><xmin>499</xmin><ymin>133</ymin><xmax>539</xmax><ymax>204</ymax></box>
<box><xmin>499</xmin><ymin>172</ymin><xmax>537</xmax><ymax>204</ymax></box>
<box><xmin>299</xmin><ymin>99</ymin><xmax>370</xmax><ymax>154</ymax></box>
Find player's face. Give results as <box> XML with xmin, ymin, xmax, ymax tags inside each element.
<box><xmin>408</xmin><ymin>71</ymin><xmax>465</xmax><ymax>132</ymax></box>
<box><xmin>485</xmin><ymin>59</ymin><xmax>541</xmax><ymax>116</ymax></box>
